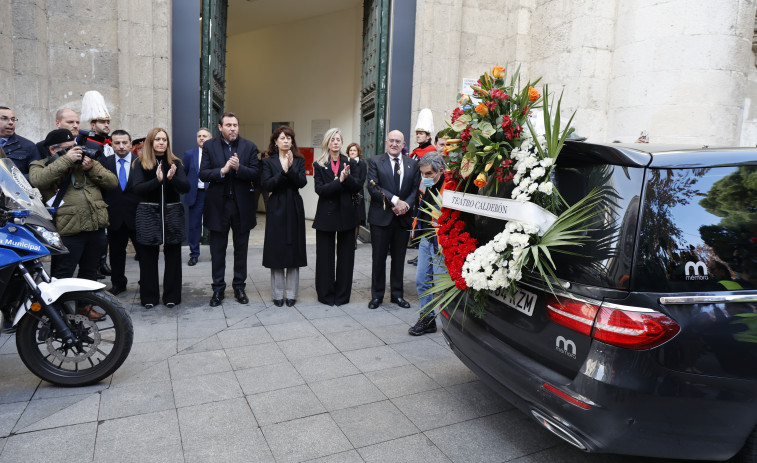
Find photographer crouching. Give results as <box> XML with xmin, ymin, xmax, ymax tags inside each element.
<box><xmin>29</xmin><ymin>128</ymin><xmax>117</xmax><ymax>281</ymax></box>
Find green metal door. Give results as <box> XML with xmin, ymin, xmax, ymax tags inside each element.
<box><xmin>360</xmin><ymin>0</ymin><xmax>390</xmax><ymax>159</ymax></box>
<box><xmin>201</xmin><ymin>0</ymin><xmax>228</xmax><ymax>136</ymax></box>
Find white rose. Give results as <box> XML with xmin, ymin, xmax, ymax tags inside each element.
<box><xmin>540</xmin><ymin>157</ymin><xmax>554</xmax><ymax>167</ymax></box>
<box><xmin>530</xmin><ymin>167</ymin><xmax>546</xmax><ymax>180</ymax></box>
<box><xmin>538</xmin><ymin>182</ymin><xmax>553</xmax><ymax>195</ymax></box>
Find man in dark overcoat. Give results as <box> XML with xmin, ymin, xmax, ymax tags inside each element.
<box><xmin>199</xmin><ymin>112</ymin><xmax>259</xmax><ymax>307</ymax></box>
<box><xmin>366</xmin><ymin>129</ymin><xmax>420</xmax><ymax>309</ymax></box>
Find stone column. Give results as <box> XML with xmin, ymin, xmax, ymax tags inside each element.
<box><xmin>411</xmin><ymin>0</ymin><xmax>465</xmax><ymax>132</ymax></box>
<box><xmin>10</xmin><ymin>0</ymin><xmax>49</xmax><ymax>142</ymax></box>
<box><xmin>0</xmin><ymin>1</ymin><xmax>14</xmax><ymax>108</ymax></box>
<box><xmin>607</xmin><ymin>0</ymin><xmax>756</xmax><ymax>144</ymax></box>
<box><xmin>521</xmin><ymin>0</ymin><xmax>618</xmax><ymax>141</ymax></box>
<box><xmin>116</xmin><ymin>0</ymin><xmax>172</xmax><ymax>138</ymax></box>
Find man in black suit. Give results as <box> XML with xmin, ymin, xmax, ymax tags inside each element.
<box><xmin>366</xmin><ymin>129</ymin><xmax>421</xmax><ymax>309</ymax></box>
<box><xmin>199</xmin><ymin>112</ymin><xmax>259</xmax><ymax>306</ymax></box>
<box><xmin>182</xmin><ymin>128</ymin><xmax>212</xmax><ymax>266</ymax></box>
<box><xmin>101</xmin><ymin>129</ymin><xmax>138</xmax><ymax>295</ymax></box>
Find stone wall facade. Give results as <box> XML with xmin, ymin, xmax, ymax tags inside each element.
<box><xmin>0</xmin><ymin>0</ymin><xmax>171</xmax><ymax>143</ymax></box>
<box><xmin>412</xmin><ymin>0</ymin><xmax>757</xmax><ymax>146</ymax></box>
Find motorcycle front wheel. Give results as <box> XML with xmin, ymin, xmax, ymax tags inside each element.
<box><xmin>16</xmin><ymin>290</ymin><xmax>134</xmax><ymax>386</ymax></box>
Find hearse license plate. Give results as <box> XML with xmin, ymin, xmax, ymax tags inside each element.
<box><xmin>491</xmin><ymin>287</ymin><xmax>537</xmax><ymax>316</ymax></box>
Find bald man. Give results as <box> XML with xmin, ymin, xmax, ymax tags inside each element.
<box><xmin>365</xmin><ymin>130</ymin><xmax>420</xmax><ymax>310</ymax></box>
<box><xmin>36</xmin><ymin>108</ymin><xmax>82</xmax><ymax>160</ymax></box>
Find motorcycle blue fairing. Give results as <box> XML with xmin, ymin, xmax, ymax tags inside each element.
<box><xmin>0</xmin><ymin>224</ymin><xmax>48</xmax><ymax>263</ymax></box>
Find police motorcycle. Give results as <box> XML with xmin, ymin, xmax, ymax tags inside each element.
<box><xmin>0</xmin><ymin>159</ymin><xmax>133</xmax><ymax>386</ymax></box>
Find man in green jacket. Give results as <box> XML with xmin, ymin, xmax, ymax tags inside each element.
<box><xmin>29</xmin><ymin>129</ymin><xmax>117</xmax><ymax>280</ymax></box>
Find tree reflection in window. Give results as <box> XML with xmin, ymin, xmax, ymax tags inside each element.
<box><xmin>637</xmin><ymin>168</ymin><xmax>709</xmax><ymax>285</ymax></box>
<box><xmin>700</xmin><ymin>165</ymin><xmax>757</xmax><ymax>287</ymax></box>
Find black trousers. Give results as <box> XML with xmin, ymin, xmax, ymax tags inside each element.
<box><xmin>209</xmin><ymin>198</ymin><xmax>249</xmax><ymax>292</ymax></box>
<box><xmin>51</xmin><ymin>230</ymin><xmax>106</xmax><ymax>280</ymax></box>
<box><xmin>108</xmin><ymin>224</ymin><xmax>137</xmax><ymax>287</ymax></box>
<box><xmin>137</xmin><ymin>243</ymin><xmax>182</xmax><ymax>305</ymax></box>
<box><xmin>370</xmin><ymin>217</ymin><xmax>410</xmax><ymax>300</ymax></box>
<box><xmin>315</xmin><ymin>229</ymin><xmax>356</xmax><ymax>306</ymax></box>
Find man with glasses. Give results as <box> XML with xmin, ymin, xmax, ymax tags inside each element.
<box><xmin>366</xmin><ymin>130</ymin><xmax>420</xmax><ymax>309</ymax></box>
<box><xmin>0</xmin><ymin>106</ymin><xmax>40</xmax><ymax>176</ymax></box>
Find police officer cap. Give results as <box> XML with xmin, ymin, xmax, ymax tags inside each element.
<box><xmin>44</xmin><ymin>128</ymin><xmax>75</xmax><ymax>147</ymax></box>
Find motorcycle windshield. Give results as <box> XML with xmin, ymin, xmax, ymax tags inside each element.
<box><xmin>0</xmin><ymin>159</ymin><xmax>53</xmax><ymax>221</ymax></box>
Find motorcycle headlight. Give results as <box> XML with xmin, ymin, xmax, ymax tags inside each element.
<box><xmin>30</xmin><ymin>225</ymin><xmax>63</xmax><ymax>248</ymax></box>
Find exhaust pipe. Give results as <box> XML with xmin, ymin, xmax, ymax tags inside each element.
<box><xmin>531</xmin><ymin>409</ymin><xmax>587</xmax><ymax>450</ymax></box>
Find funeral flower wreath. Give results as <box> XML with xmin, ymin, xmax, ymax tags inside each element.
<box><xmin>422</xmin><ymin>65</ymin><xmax>605</xmax><ymax>319</ymax></box>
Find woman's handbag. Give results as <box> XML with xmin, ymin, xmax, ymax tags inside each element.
<box><xmin>163</xmin><ymin>202</ymin><xmax>186</xmax><ymax>245</ymax></box>
<box><xmin>351</xmin><ymin>191</ymin><xmax>364</xmax><ymax>206</ymax></box>
<box><xmin>135</xmin><ymin>202</ymin><xmax>162</xmax><ymax>246</ymax></box>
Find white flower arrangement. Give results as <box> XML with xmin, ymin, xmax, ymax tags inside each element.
<box><xmin>461</xmin><ymin>221</ymin><xmax>540</xmax><ymax>291</ymax></box>
<box><xmin>510</xmin><ymin>135</ymin><xmax>554</xmax><ymax>204</ymax></box>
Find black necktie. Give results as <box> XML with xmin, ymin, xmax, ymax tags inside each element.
<box><xmin>393</xmin><ymin>157</ymin><xmax>400</xmax><ymax>192</ymax></box>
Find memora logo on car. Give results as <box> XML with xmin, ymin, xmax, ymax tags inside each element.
<box><xmin>555</xmin><ymin>336</ymin><xmax>577</xmax><ymax>359</ymax></box>
<box><xmin>685</xmin><ymin>261</ymin><xmax>709</xmax><ymax>281</ymax></box>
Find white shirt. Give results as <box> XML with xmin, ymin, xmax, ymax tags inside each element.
<box><xmin>197</xmin><ymin>148</ymin><xmax>205</xmax><ymax>189</ymax></box>
<box><xmin>388</xmin><ymin>154</ymin><xmax>404</xmax><ymax>205</ymax></box>
<box><xmin>116</xmin><ymin>153</ymin><xmax>132</xmax><ymax>181</ymax></box>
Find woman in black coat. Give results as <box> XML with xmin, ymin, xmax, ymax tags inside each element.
<box><xmin>313</xmin><ymin>129</ymin><xmax>363</xmax><ymax>305</ymax></box>
<box><xmin>132</xmin><ymin>127</ymin><xmax>189</xmax><ymax>308</ymax></box>
<box><xmin>346</xmin><ymin>142</ymin><xmax>367</xmax><ymax>244</ymax></box>
<box><xmin>261</xmin><ymin>125</ymin><xmax>307</xmax><ymax>307</ymax></box>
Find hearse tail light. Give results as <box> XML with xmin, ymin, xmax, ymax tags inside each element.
<box><xmin>592</xmin><ymin>305</ymin><xmax>680</xmax><ymax>350</ymax></box>
<box><xmin>547</xmin><ymin>296</ymin><xmax>681</xmax><ymax>350</ymax></box>
<box><xmin>546</xmin><ymin>295</ymin><xmax>600</xmax><ymax>336</ymax></box>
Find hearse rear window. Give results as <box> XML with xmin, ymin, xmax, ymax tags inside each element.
<box><xmin>634</xmin><ymin>166</ymin><xmax>757</xmax><ymax>292</ymax></box>
<box><xmin>471</xmin><ymin>161</ymin><xmax>645</xmax><ymax>290</ymax></box>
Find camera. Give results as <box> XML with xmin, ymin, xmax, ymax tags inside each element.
<box><xmin>54</xmin><ymin>145</ymin><xmax>98</xmax><ymax>163</ymax></box>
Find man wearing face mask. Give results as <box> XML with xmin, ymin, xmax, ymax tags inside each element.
<box><xmin>408</xmin><ymin>152</ymin><xmax>446</xmax><ymax>336</ymax></box>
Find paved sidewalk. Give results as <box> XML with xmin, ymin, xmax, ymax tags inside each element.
<box><xmin>0</xmin><ymin>218</ymin><xmax>694</xmax><ymax>462</ymax></box>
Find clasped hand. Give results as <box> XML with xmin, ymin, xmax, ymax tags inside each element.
<box><xmin>221</xmin><ymin>153</ymin><xmax>240</xmax><ymax>175</ymax></box>
<box><xmin>392</xmin><ymin>200</ymin><xmax>409</xmax><ymax>216</ymax></box>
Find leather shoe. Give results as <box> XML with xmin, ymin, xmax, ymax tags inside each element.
<box><xmin>368</xmin><ymin>298</ymin><xmax>382</xmax><ymax>309</ymax></box>
<box><xmin>407</xmin><ymin>256</ymin><xmax>418</xmax><ymax>266</ymax></box>
<box><xmin>77</xmin><ymin>305</ymin><xmax>106</xmax><ymax>321</ymax></box>
<box><xmin>391</xmin><ymin>297</ymin><xmax>411</xmax><ymax>308</ymax></box>
<box><xmin>109</xmin><ymin>284</ymin><xmax>126</xmax><ymax>296</ymax></box>
<box><xmin>99</xmin><ymin>259</ymin><xmax>112</xmax><ymax>276</ymax></box>
<box><xmin>209</xmin><ymin>290</ymin><xmax>224</xmax><ymax>307</ymax></box>
<box><xmin>234</xmin><ymin>288</ymin><xmax>249</xmax><ymax>304</ymax></box>
<box><xmin>285</xmin><ymin>299</ymin><xmax>296</xmax><ymax>307</ymax></box>
<box><xmin>188</xmin><ymin>256</ymin><xmax>198</xmax><ymax>266</ymax></box>
<box><xmin>273</xmin><ymin>299</ymin><xmax>284</xmax><ymax>307</ymax></box>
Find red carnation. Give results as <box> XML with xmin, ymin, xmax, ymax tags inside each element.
<box><xmin>451</xmin><ymin>107</ymin><xmax>464</xmax><ymax>123</ymax></box>
<box><xmin>461</xmin><ymin>127</ymin><xmax>472</xmax><ymax>144</ymax></box>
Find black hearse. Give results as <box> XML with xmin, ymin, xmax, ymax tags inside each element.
<box><xmin>441</xmin><ymin>141</ymin><xmax>757</xmax><ymax>462</ymax></box>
